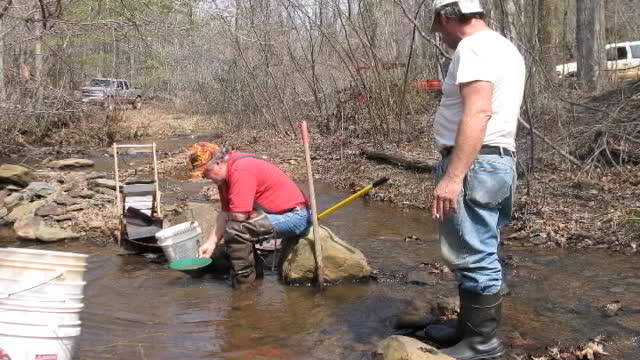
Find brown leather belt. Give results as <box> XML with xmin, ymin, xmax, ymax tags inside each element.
<box><xmin>440</xmin><ymin>145</ymin><xmax>515</xmax><ymax>159</ymax></box>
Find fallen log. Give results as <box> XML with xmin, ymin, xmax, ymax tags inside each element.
<box><xmin>361</xmin><ymin>148</ymin><xmax>437</xmax><ymax>172</ymax></box>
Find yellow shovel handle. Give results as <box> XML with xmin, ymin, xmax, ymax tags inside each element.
<box><xmin>317</xmin><ymin>177</ymin><xmax>389</xmax><ymax>220</ymax></box>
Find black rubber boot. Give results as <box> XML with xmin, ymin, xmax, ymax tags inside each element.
<box><xmin>424</xmin><ymin>322</ymin><xmax>461</xmax><ymax>347</ymax></box>
<box><xmin>424</xmin><ymin>284</ymin><xmax>509</xmax><ymax>347</ymax></box>
<box><xmin>439</xmin><ymin>289</ymin><xmax>505</xmax><ymax>360</ymax></box>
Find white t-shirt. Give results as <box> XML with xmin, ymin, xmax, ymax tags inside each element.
<box><xmin>433</xmin><ymin>30</ymin><xmax>525</xmax><ymax>151</ymax></box>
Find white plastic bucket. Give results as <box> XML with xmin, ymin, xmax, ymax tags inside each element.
<box><xmin>0</xmin><ymin>292</ymin><xmax>84</xmax><ymax>305</ymax></box>
<box><xmin>155</xmin><ymin>221</ymin><xmax>202</xmax><ymax>263</ymax></box>
<box><xmin>0</xmin><ymin>256</ymin><xmax>87</xmax><ymax>270</ymax></box>
<box><xmin>0</xmin><ymin>277</ymin><xmax>86</xmax><ymax>297</ymax></box>
<box><xmin>0</xmin><ymin>321</ymin><xmax>81</xmax><ymax>360</ymax></box>
<box><xmin>0</xmin><ymin>262</ymin><xmax>85</xmax><ymax>282</ymax></box>
<box><xmin>0</xmin><ymin>248</ymin><xmax>88</xmax><ymax>265</ymax></box>
<box><xmin>0</xmin><ymin>303</ymin><xmax>84</xmax><ymax>324</ymax></box>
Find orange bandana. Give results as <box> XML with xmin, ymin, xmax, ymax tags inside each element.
<box><xmin>188</xmin><ymin>142</ymin><xmax>221</xmax><ymax>178</ymax></box>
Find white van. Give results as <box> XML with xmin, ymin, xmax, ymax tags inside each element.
<box><xmin>556</xmin><ymin>41</ymin><xmax>640</xmax><ymax>80</ymax></box>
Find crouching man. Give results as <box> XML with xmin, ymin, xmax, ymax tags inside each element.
<box><xmin>194</xmin><ymin>146</ymin><xmax>310</xmax><ymax>289</ymax></box>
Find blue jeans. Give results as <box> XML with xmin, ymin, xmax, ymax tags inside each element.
<box><xmin>435</xmin><ymin>154</ymin><xmax>516</xmax><ymax>295</ymax></box>
<box><xmin>266</xmin><ymin>208</ymin><xmax>311</xmax><ymax>239</ymax></box>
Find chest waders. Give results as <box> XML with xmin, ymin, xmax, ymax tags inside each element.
<box><xmin>224</xmin><ymin>155</ymin><xmax>304</xmax><ymax>289</ymax></box>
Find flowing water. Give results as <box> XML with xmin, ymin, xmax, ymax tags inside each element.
<box><xmin>1</xmin><ymin>137</ymin><xmax>639</xmax><ymax>359</ymax></box>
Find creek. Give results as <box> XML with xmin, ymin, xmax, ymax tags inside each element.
<box><xmin>1</xmin><ymin>136</ymin><xmax>639</xmax><ymax>359</ymax></box>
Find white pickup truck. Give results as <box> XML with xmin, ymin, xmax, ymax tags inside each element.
<box><xmin>79</xmin><ymin>78</ymin><xmax>143</xmax><ymax>109</ymax></box>
<box><xmin>556</xmin><ymin>41</ymin><xmax>640</xmax><ymax>81</ymax></box>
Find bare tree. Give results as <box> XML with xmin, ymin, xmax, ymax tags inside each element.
<box><xmin>576</xmin><ymin>0</ymin><xmax>606</xmax><ymax>91</ymax></box>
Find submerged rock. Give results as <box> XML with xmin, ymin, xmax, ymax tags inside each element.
<box><xmin>0</xmin><ymin>164</ymin><xmax>31</xmax><ymax>187</ymax></box>
<box><xmin>374</xmin><ymin>336</ymin><xmax>452</xmax><ymax>360</ymax></box>
<box><xmin>14</xmin><ymin>216</ymin><xmax>80</xmax><ymax>242</ymax></box>
<box><xmin>47</xmin><ymin>158</ymin><xmax>95</xmax><ymax>169</ymax></box>
<box><xmin>282</xmin><ymin>225</ymin><xmax>370</xmax><ymax>284</ymax></box>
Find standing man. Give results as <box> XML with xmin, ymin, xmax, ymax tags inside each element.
<box><xmin>189</xmin><ymin>143</ymin><xmax>311</xmax><ymax>289</ymax></box>
<box><xmin>427</xmin><ymin>0</ymin><xmax>525</xmax><ymax>359</ymax></box>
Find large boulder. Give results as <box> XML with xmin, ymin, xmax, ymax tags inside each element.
<box><xmin>0</xmin><ymin>164</ymin><xmax>31</xmax><ymax>187</ymax></box>
<box><xmin>374</xmin><ymin>336</ymin><xmax>453</xmax><ymax>360</ymax></box>
<box><xmin>282</xmin><ymin>225</ymin><xmax>370</xmax><ymax>284</ymax></box>
<box><xmin>14</xmin><ymin>216</ymin><xmax>80</xmax><ymax>242</ymax></box>
<box><xmin>47</xmin><ymin>158</ymin><xmax>94</xmax><ymax>169</ymax></box>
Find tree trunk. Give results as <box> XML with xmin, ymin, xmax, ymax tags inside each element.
<box><xmin>576</xmin><ymin>0</ymin><xmax>606</xmax><ymax>91</ymax></box>
<box><xmin>0</xmin><ymin>19</ymin><xmax>6</xmax><ymax>102</ymax></box>
<box><xmin>538</xmin><ymin>0</ymin><xmax>564</xmax><ymax>76</ymax></box>
<box><xmin>34</xmin><ymin>2</ymin><xmax>44</xmax><ymax>106</ymax></box>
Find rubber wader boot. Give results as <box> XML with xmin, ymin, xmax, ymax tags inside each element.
<box><xmin>225</xmin><ymin>212</ymin><xmax>277</xmax><ymax>289</ymax></box>
<box><xmin>424</xmin><ymin>284</ymin><xmax>510</xmax><ymax>347</ymax></box>
<box><xmin>439</xmin><ymin>289</ymin><xmax>505</xmax><ymax>360</ymax></box>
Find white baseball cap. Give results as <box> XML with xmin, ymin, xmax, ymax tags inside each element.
<box><xmin>431</xmin><ymin>0</ymin><xmax>483</xmax><ymax>31</ymax></box>
<box><xmin>432</xmin><ymin>0</ymin><xmax>483</xmax><ymax>13</ymax></box>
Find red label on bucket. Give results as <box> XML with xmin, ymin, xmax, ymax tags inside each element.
<box><xmin>35</xmin><ymin>355</ymin><xmax>58</xmax><ymax>360</ymax></box>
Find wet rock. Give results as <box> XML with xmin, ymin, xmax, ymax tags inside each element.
<box><xmin>432</xmin><ymin>297</ymin><xmax>459</xmax><ymax>317</ymax></box>
<box><xmin>3</xmin><ymin>192</ymin><xmax>27</xmax><ymax>209</ymax></box>
<box><xmin>66</xmin><ymin>203</ymin><xmax>88</xmax><ymax>212</ymax></box>
<box><xmin>25</xmin><ymin>182</ymin><xmax>59</xmax><ymax>198</ymax></box>
<box><xmin>507</xmin><ymin>230</ymin><xmax>528</xmax><ymax>240</ymax></box>
<box><xmin>68</xmin><ymin>188</ymin><xmax>95</xmax><ymax>199</ymax></box>
<box><xmin>406</xmin><ymin>269</ymin><xmax>438</xmax><ymax>286</ymax></box>
<box><xmin>374</xmin><ymin>336</ymin><xmax>452</xmax><ymax>360</ymax></box>
<box><xmin>88</xmin><ymin>179</ymin><xmax>117</xmax><ymax>190</ymax></box>
<box><xmin>5</xmin><ymin>200</ymin><xmax>46</xmax><ymax>224</ymax></box>
<box><xmin>602</xmin><ymin>301</ymin><xmax>622</xmax><ymax>317</ymax></box>
<box><xmin>14</xmin><ymin>216</ymin><xmax>80</xmax><ymax>242</ymax></box>
<box><xmin>0</xmin><ymin>164</ymin><xmax>31</xmax><ymax>187</ymax></box>
<box><xmin>36</xmin><ymin>203</ymin><xmax>66</xmax><ymax>217</ymax></box>
<box><xmin>47</xmin><ymin>158</ymin><xmax>94</xmax><ymax>169</ymax></box>
<box><xmin>54</xmin><ymin>193</ymin><xmax>82</xmax><ymax>206</ymax></box>
<box><xmin>529</xmin><ymin>233</ymin><xmax>548</xmax><ymax>245</ymax></box>
<box><xmin>94</xmin><ymin>187</ymin><xmax>116</xmax><ymax>197</ymax></box>
<box><xmin>282</xmin><ymin>225</ymin><xmax>371</xmax><ymax>284</ymax></box>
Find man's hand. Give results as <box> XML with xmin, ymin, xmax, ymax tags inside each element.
<box><xmin>431</xmin><ymin>176</ymin><xmax>464</xmax><ymax>220</ymax></box>
<box><xmin>198</xmin><ymin>242</ymin><xmax>216</xmax><ymax>258</ymax></box>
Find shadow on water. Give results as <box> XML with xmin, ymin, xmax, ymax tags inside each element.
<box><xmin>1</xmin><ymin>138</ymin><xmax>639</xmax><ymax>359</ymax></box>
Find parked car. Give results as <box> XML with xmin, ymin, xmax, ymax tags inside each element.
<box><xmin>556</xmin><ymin>41</ymin><xmax>640</xmax><ymax>81</ymax></box>
<box><xmin>79</xmin><ymin>78</ymin><xmax>143</xmax><ymax>109</ymax></box>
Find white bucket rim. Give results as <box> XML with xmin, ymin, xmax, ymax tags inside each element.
<box><xmin>0</xmin><ymin>276</ymin><xmax>87</xmax><ymax>286</ymax></box>
<box><xmin>0</xmin><ymin>262</ymin><xmax>86</xmax><ymax>273</ymax></box>
<box><xmin>0</xmin><ymin>247</ymin><xmax>88</xmax><ymax>259</ymax></box>
<box><xmin>0</xmin><ymin>319</ymin><xmax>82</xmax><ymax>327</ymax></box>
<box><xmin>156</xmin><ymin>221</ymin><xmax>201</xmax><ymax>245</ymax></box>
<box><xmin>0</xmin><ymin>257</ymin><xmax>87</xmax><ymax>269</ymax></box>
